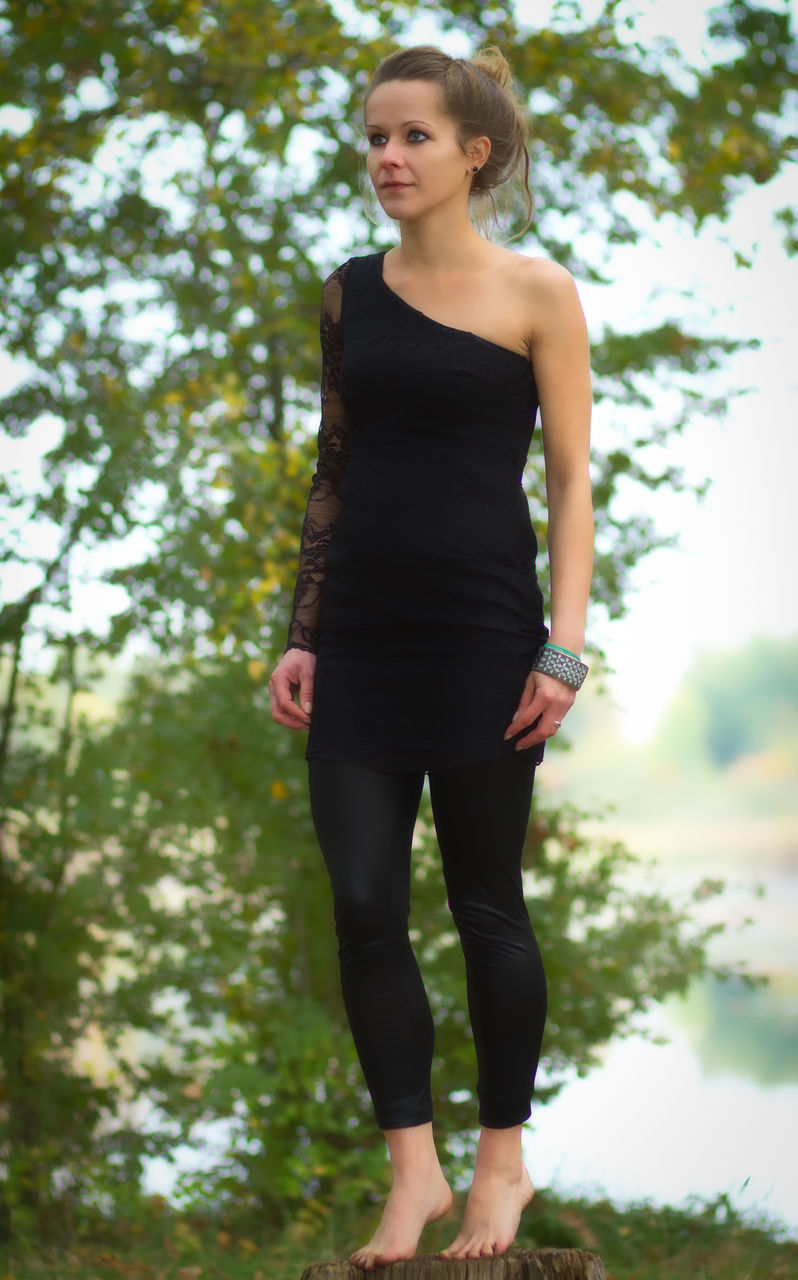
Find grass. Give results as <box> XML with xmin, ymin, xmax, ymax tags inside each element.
<box><xmin>2</xmin><ymin>1190</ymin><xmax>796</xmax><ymax>1280</ymax></box>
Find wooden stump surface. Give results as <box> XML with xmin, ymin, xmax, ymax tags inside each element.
<box><xmin>300</xmin><ymin>1247</ymin><xmax>606</xmax><ymax>1279</ymax></box>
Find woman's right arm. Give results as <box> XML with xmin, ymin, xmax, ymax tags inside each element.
<box><xmin>269</xmin><ymin>266</ymin><xmax>349</xmax><ymax>731</ymax></box>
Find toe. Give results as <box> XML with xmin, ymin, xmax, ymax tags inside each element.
<box><xmin>440</xmin><ymin>1239</ymin><xmax>463</xmax><ymax>1258</ymax></box>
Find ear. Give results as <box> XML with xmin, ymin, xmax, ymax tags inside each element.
<box><xmin>466</xmin><ymin>135</ymin><xmax>491</xmax><ymax>171</ymax></box>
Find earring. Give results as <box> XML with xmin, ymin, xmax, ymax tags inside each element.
<box><xmin>471</xmin><ymin>165</ymin><xmax>478</xmax><ymax>172</ymax></box>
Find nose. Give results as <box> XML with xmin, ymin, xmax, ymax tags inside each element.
<box><xmin>379</xmin><ymin>138</ymin><xmax>403</xmax><ymax>169</ymax></box>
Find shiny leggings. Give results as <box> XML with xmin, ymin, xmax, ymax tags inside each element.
<box><xmin>307</xmin><ymin>753</ymin><xmax>547</xmax><ymax>1130</ymax></box>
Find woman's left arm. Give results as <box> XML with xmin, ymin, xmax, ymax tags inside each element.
<box><xmin>506</xmin><ymin>260</ymin><xmax>594</xmax><ymax>752</ymax></box>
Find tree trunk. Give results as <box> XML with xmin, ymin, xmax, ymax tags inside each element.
<box><xmin>300</xmin><ymin>1248</ymin><xmax>606</xmax><ymax>1279</ymax></box>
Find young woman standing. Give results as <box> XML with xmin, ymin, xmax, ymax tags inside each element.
<box><xmin>269</xmin><ymin>45</ymin><xmax>593</xmax><ymax>1269</ymax></box>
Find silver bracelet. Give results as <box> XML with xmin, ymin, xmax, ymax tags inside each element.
<box><xmin>531</xmin><ymin>644</ymin><xmax>589</xmax><ymax>690</ymax></box>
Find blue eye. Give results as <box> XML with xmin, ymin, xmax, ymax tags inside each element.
<box><xmin>367</xmin><ymin>129</ymin><xmax>428</xmax><ymax>146</ymax></box>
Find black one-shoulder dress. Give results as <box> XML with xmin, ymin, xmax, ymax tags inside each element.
<box><xmin>287</xmin><ymin>251</ymin><xmax>549</xmax><ymax>771</ymax></box>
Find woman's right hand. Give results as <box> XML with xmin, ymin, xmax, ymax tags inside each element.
<box><xmin>269</xmin><ymin>647</ymin><xmax>317</xmax><ymax>730</ymax></box>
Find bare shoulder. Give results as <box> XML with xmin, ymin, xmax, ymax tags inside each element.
<box><xmin>483</xmin><ymin>243</ymin><xmax>571</xmax><ymax>281</ymax></box>
<box><xmin>501</xmin><ymin>253</ymin><xmax>587</xmax><ymax>346</ymax></box>
<box><xmin>484</xmin><ymin>244</ymin><xmax>580</xmax><ymax>311</ymax></box>
<box><xmin>512</xmin><ymin>253</ymin><xmax>579</xmax><ymax>300</ymax></box>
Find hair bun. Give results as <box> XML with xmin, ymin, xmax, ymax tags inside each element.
<box><xmin>471</xmin><ymin>45</ymin><xmax>514</xmax><ymax>91</ymax></box>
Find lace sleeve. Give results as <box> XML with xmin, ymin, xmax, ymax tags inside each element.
<box><xmin>286</xmin><ymin>264</ymin><xmax>349</xmax><ymax>653</ymax></box>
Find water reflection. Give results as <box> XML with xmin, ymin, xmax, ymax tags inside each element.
<box><xmin>668</xmin><ymin>973</ymin><xmax>798</xmax><ymax>1087</ymax></box>
<box><xmin>523</xmin><ymin>855</ymin><xmax>798</xmax><ymax>1239</ymax></box>
<box><xmin>528</xmin><ymin>1005</ymin><xmax>798</xmax><ymax>1239</ymax></box>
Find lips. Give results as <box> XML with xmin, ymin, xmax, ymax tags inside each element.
<box><xmin>381</xmin><ymin>182</ymin><xmax>411</xmax><ymax>191</ymax></box>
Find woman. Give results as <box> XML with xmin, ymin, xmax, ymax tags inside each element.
<box><xmin>269</xmin><ymin>44</ymin><xmax>593</xmax><ymax>1269</ymax></box>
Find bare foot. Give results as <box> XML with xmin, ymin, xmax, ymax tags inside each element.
<box><xmin>440</xmin><ymin>1159</ymin><xmax>534</xmax><ymax>1259</ymax></box>
<box><xmin>350</xmin><ymin>1166</ymin><xmax>453</xmax><ymax>1270</ymax></box>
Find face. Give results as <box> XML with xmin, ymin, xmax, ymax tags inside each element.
<box><xmin>364</xmin><ymin>79</ymin><xmax>489</xmax><ymax>221</ymax></box>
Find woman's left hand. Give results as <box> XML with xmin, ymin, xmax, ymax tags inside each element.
<box><xmin>504</xmin><ymin>669</ymin><xmax>576</xmax><ymax>750</ymax></box>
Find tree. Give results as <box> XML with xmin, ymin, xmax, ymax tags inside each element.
<box><xmin>0</xmin><ymin>0</ymin><xmax>795</xmax><ymax>1244</ymax></box>
<box><xmin>654</xmin><ymin>634</ymin><xmax>798</xmax><ymax>767</ymax></box>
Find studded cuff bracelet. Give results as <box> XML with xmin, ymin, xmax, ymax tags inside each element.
<box><xmin>531</xmin><ymin>644</ymin><xmax>589</xmax><ymax>690</ymax></box>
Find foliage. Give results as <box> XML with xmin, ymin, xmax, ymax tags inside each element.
<box><xmin>2</xmin><ymin>1188</ymin><xmax>797</xmax><ymax>1279</ymax></box>
<box><xmin>1</xmin><ymin>0</ymin><xmax>796</xmax><ymax>1246</ymax></box>
<box><xmin>1</xmin><ymin>654</ymin><xmax>741</xmax><ymax>1240</ymax></box>
<box><xmin>520</xmin><ymin>1190</ymin><xmax>798</xmax><ymax>1280</ymax></box>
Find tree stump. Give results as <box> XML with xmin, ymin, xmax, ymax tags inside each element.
<box><xmin>300</xmin><ymin>1248</ymin><xmax>605</xmax><ymax>1279</ymax></box>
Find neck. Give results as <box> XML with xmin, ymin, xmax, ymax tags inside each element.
<box><xmin>394</xmin><ymin>206</ymin><xmax>487</xmax><ymax>274</ymax></box>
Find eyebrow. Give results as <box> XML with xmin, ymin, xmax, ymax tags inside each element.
<box><xmin>365</xmin><ymin>119</ymin><xmax>435</xmax><ymax>129</ymax></box>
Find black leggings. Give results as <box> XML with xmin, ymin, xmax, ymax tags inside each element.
<box><xmin>307</xmin><ymin>753</ymin><xmax>547</xmax><ymax>1130</ymax></box>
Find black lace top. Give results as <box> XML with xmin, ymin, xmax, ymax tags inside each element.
<box><xmin>286</xmin><ymin>266</ymin><xmax>348</xmax><ymax>654</ymax></box>
<box><xmin>287</xmin><ymin>251</ymin><xmax>549</xmax><ymax>770</ymax></box>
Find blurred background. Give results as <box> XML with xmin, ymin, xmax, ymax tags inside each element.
<box><xmin>1</xmin><ymin>0</ymin><xmax>796</xmax><ymax>1259</ymax></box>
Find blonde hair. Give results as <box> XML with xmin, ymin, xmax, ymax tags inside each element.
<box><xmin>364</xmin><ymin>44</ymin><xmax>533</xmax><ymax>238</ymax></box>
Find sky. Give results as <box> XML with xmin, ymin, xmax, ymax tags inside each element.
<box><xmin>1</xmin><ymin>0</ymin><xmax>796</xmax><ymax>742</ymax></box>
